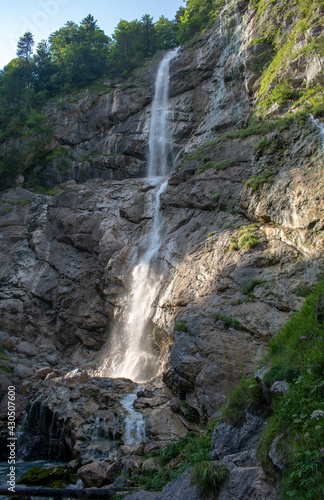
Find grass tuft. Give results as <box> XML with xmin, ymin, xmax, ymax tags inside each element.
<box><xmin>190</xmin><ymin>461</ymin><xmax>229</xmax><ymax>497</ymax></box>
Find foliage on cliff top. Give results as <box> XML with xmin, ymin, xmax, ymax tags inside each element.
<box><xmin>250</xmin><ymin>0</ymin><xmax>324</xmax><ymax>117</ymax></box>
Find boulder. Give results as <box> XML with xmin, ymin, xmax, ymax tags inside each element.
<box><xmin>210</xmin><ymin>412</ymin><xmax>266</xmax><ymax>460</ymax></box>
<box><xmin>0</xmin><ymin>374</ymin><xmax>13</xmax><ymax>393</ymax></box>
<box><xmin>13</xmin><ymin>365</ymin><xmax>34</xmax><ymax>379</ymax></box>
<box><xmin>77</xmin><ymin>461</ymin><xmax>111</xmax><ymax>487</ymax></box>
<box><xmin>142</xmin><ymin>457</ymin><xmax>160</xmax><ymax>471</ymax></box>
<box><xmin>268</xmin><ymin>435</ymin><xmax>288</xmax><ymax>471</ymax></box>
<box><xmin>16</xmin><ymin>342</ymin><xmax>39</xmax><ymax>356</ymax></box>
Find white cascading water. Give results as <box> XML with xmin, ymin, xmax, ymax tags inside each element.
<box><xmin>120</xmin><ymin>391</ymin><xmax>146</xmax><ymax>445</ymax></box>
<box><xmin>310</xmin><ymin>114</ymin><xmax>324</xmax><ymax>150</ymax></box>
<box><xmin>101</xmin><ymin>48</ymin><xmax>179</xmax><ymax>384</ymax></box>
<box><xmin>148</xmin><ymin>47</ymin><xmax>179</xmax><ymax>178</ymax></box>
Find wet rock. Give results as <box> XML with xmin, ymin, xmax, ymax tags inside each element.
<box><xmin>117</xmin><ymin>443</ymin><xmax>144</xmax><ymax>458</ymax></box>
<box><xmin>67</xmin><ymin>459</ymin><xmax>80</xmax><ymax>471</ymax></box>
<box><xmin>64</xmin><ymin>368</ymin><xmax>90</xmax><ymax>385</ymax></box>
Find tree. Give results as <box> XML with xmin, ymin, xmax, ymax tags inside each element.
<box><xmin>80</xmin><ymin>14</ymin><xmax>97</xmax><ymax>31</ymax></box>
<box><xmin>33</xmin><ymin>40</ymin><xmax>57</xmax><ymax>94</ymax></box>
<box><xmin>109</xmin><ymin>19</ymin><xmax>143</xmax><ymax>77</ymax></box>
<box><xmin>155</xmin><ymin>16</ymin><xmax>177</xmax><ymax>50</ymax></box>
<box><xmin>176</xmin><ymin>0</ymin><xmax>216</xmax><ymax>43</ymax></box>
<box><xmin>17</xmin><ymin>32</ymin><xmax>35</xmax><ymax>60</ymax></box>
<box><xmin>141</xmin><ymin>14</ymin><xmax>156</xmax><ymax>58</ymax></box>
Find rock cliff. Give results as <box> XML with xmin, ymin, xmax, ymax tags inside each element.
<box><xmin>0</xmin><ymin>0</ymin><xmax>324</xmax><ymax>496</ymax></box>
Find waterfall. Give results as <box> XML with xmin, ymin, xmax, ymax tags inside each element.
<box><xmin>105</xmin><ymin>180</ymin><xmax>168</xmax><ymax>382</ymax></box>
<box><xmin>100</xmin><ymin>49</ymin><xmax>178</xmax><ymax>383</ymax></box>
<box><xmin>310</xmin><ymin>114</ymin><xmax>324</xmax><ymax>150</ymax></box>
<box><xmin>120</xmin><ymin>391</ymin><xmax>146</xmax><ymax>445</ymax></box>
<box><xmin>148</xmin><ymin>47</ymin><xmax>179</xmax><ymax>178</ymax></box>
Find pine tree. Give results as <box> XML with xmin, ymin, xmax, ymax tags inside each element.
<box><xmin>17</xmin><ymin>32</ymin><xmax>35</xmax><ymax>60</ymax></box>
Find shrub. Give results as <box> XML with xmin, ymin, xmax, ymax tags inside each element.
<box><xmin>243</xmin><ymin>170</ymin><xmax>273</xmax><ymax>189</ymax></box>
<box><xmin>190</xmin><ymin>461</ymin><xmax>229</xmax><ymax>497</ymax></box>
<box><xmin>238</xmin><ymin>232</ymin><xmax>259</xmax><ymax>249</ymax></box>
<box><xmin>243</xmin><ymin>279</ymin><xmax>264</xmax><ymax>295</ymax></box>
<box><xmin>293</xmin><ymin>285</ymin><xmax>313</xmax><ymax>297</ymax></box>
<box><xmin>211</xmin><ymin>191</ymin><xmax>222</xmax><ymax>201</ymax></box>
<box><xmin>229</xmin><ymin>242</ymin><xmax>239</xmax><ymax>251</ymax></box>
<box><xmin>214</xmin><ymin>313</ymin><xmax>244</xmax><ymax>330</ymax></box>
<box><xmin>220</xmin><ymin>375</ymin><xmax>264</xmax><ymax>426</ymax></box>
<box><xmin>174</xmin><ymin>320</ymin><xmax>188</xmax><ymax>332</ymax></box>
<box><xmin>195</xmin><ymin>159</ymin><xmax>235</xmax><ymax>175</ymax></box>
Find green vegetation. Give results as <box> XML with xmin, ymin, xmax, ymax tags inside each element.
<box><xmin>190</xmin><ymin>461</ymin><xmax>229</xmax><ymax>497</ymax></box>
<box><xmin>211</xmin><ymin>191</ymin><xmax>222</xmax><ymax>201</ymax></box>
<box><xmin>128</xmin><ymin>425</ymin><xmax>217</xmax><ymax>492</ymax></box>
<box><xmin>227</xmin><ymin>225</ymin><xmax>260</xmax><ymax>252</ymax></box>
<box><xmin>237</xmin><ymin>226</ymin><xmax>260</xmax><ymax>249</ymax></box>
<box><xmin>174</xmin><ymin>320</ymin><xmax>189</xmax><ymax>332</ymax></box>
<box><xmin>214</xmin><ymin>313</ymin><xmax>245</xmax><ymax>330</ymax></box>
<box><xmin>220</xmin><ymin>375</ymin><xmax>264</xmax><ymax>426</ymax></box>
<box><xmin>258</xmin><ymin>282</ymin><xmax>324</xmax><ymax>498</ymax></box>
<box><xmin>293</xmin><ymin>285</ymin><xmax>314</xmax><ymax>297</ymax></box>
<box><xmin>18</xmin><ymin>465</ymin><xmax>75</xmax><ymax>488</ymax></box>
<box><xmin>229</xmin><ymin>242</ymin><xmax>239</xmax><ymax>251</ymax></box>
<box><xmin>1</xmin><ymin>198</ymin><xmax>32</xmax><ymax>206</ymax></box>
<box><xmin>176</xmin><ymin>0</ymin><xmax>225</xmax><ymax>44</ymax></box>
<box><xmin>243</xmin><ymin>279</ymin><xmax>265</xmax><ymax>295</ymax></box>
<box><xmin>244</xmin><ymin>170</ymin><xmax>273</xmax><ymax>190</ymax></box>
<box><xmin>249</xmin><ymin>0</ymin><xmax>324</xmax><ymax>117</ymax></box>
<box><xmin>219</xmin><ymin>281</ymin><xmax>324</xmax><ymax>498</ymax></box>
<box><xmin>0</xmin><ymin>348</ymin><xmax>12</xmax><ymax>374</ymax></box>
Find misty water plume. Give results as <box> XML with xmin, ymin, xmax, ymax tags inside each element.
<box><xmin>98</xmin><ymin>48</ymin><xmax>179</xmax><ymax>383</ymax></box>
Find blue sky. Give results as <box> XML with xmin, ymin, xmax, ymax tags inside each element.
<box><xmin>0</xmin><ymin>0</ymin><xmax>184</xmax><ymax>69</ymax></box>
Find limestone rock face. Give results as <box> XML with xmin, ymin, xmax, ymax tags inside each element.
<box><xmin>0</xmin><ymin>0</ymin><xmax>324</xmax><ymax>488</ymax></box>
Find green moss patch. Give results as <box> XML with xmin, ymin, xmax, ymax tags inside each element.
<box><xmin>18</xmin><ymin>465</ymin><xmax>73</xmax><ymax>488</ymax></box>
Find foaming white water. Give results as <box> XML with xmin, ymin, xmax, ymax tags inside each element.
<box><xmin>120</xmin><ymin>391</ymin><xmax>146</xmax><ymax>445</ymax></box>
<box><xmin>148</xmin><ymin>47</ymin><xmax>179</xmax><ymax>178</ymax></box>
<box><xmin>104</xmin><ymin>180</ymin><xmax>168</xmax><ymax>382</ymax></box>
